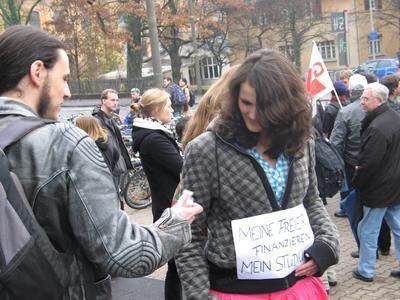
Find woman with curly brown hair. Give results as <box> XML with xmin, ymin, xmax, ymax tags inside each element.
<box><xmin>176</xmin><ymin>49</ymin><xmax>339</xmax><ymax>299</ymax></box>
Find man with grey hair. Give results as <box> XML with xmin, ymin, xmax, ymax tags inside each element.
<box><xmin>330</xmin><ymin>74</ymin><xmax>368</xmax><ymax>218</ymax></box>
<box><xmin>352</xmin><ymin>82</ymin><xmax>400</xmax><ymax>282</ymax></box>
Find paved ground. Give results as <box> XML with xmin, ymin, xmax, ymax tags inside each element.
<box><xmin>323</xmin><ymin>195</ymin><xmax>399</xmax><ymax>300</ymax></box>
<box><xmin>113</xmin><ymin>194</ymin><xmax>399</xmax><ymax>300</ymax></box>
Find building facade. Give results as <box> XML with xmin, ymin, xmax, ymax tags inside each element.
<box><xmin>229</xmin><ymin>0</ymin><xmax>399</xmax><ymax>77</ymax></box>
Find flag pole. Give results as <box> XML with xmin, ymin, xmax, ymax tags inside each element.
<box><xmin>333</xmin><ymin>89</ymin><xmax>343</xmax><ymax>109</ymax></box>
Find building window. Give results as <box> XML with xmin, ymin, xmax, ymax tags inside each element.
<box><xmin>369</xmin><ymin>34</ymin><xmax>382</xmax><ymax>55</ymax></box>
<box><xmin>280</xmin><ymin>8</ymin><xmax>289</xmax><ymax>20</ymax></box>
<box><xmin>305</xmin><ymin>1</ymin><xmax>314</xmax><ymax>18</ymax></box>
<box><xmin>364</xmin><ymin>0</ymin><xmax>382</xmax><ymax>10</ymax></box>
<box><xmin>218</xmin><ymin>11</ymin><xmax>226</xmax><ymax>24</ymax></box>
<box><xmin>258</xmin><ymin>12</ymin><xmax>268</xmax><ymax>26</ymax></box>
<box><xmin>317</xmin><ymin>41</ymin><xmax>336</xmax><ymax>60</ymax></box>
<box><xmin>29</xmin><ymin>11</ymin><xmax>41</xmax><ymax>28</ymax></box>
<box><xmin>304</xmin><ymin>0</ymin><xmax>322</xmax><ymax>18</ymax></box>
<box><xmin>201</xmin><ymin>56</ymin><xmax>220</xmax><ymax>79</ymax></box>
<box><xmin>279</xmin><ymin>45</ymin><xmax>294</xmax><ymax>61</ymax></box>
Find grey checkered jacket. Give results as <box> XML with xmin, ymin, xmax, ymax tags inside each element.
<box><xmin>176</xmin><ymin>131</ymin><xmax>339</xmax><ymax>299</ymax></box>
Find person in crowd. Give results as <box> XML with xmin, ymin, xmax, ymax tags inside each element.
<box><xmin>164</xmin><ymin>76</ymin><xmax>185</xmax><ymax>117</ymax></box>
<box><xmin>352</xmin><ymin>82</ymin><xmax>400</xmax><ymax>282</ymax></box>
<box><xmin>131</xmin><ymin>87</ymin><xmax>141</xmax><ymax>103</ymax></box>
<box><xmin>93</xmin><ymin>89</ymin><xmax>133</xmax><ymax>209</ymax></box>
<box><xmin>124</xmin><ymin>87</ymin><xmax>142</xmax><ymax>126</ymax></box>
<box><xmin>360</xmin><ymin>72</ymin><xmax>377</xmax><ymax>84</ymax></box>
<box><xmin>339</xmin><ymin>70</ymin><xmax>353</xmax><ymax>87</ymax></box>
<box><xmin>331</xmin><ymin>74</ymin><xmax>392</xmax><ymax>258</ymax></box>
<box><xmin>175</xmin><ymin>115</ymin><xmax>191</xmax><ymax>144</ymax></box>
<box><xmin>131</xmin><ymin>88</ymin><xmax>184</xmax><ymax>300</ymax></box>
<box><xmin>176</xmin><ymin>49</ymin><xmax>339</xmax><ymax>299</ymax></box>
<box><xmin>75</xmin><ymin>115</ymin><xmax>123</xmax><ymax>188</ymax></box>
<box><xmin>330</xmin><ymin>74</ymin><xmax>368</xmax><ymax>219</ymax></box>
<box><xmin>179</xmin><ymin>78</ymin><xmax>191</xmax><ymax>116</ymax></box>
<box><xmin>322</xmin><ymin>80</ymin><xmax>349</xmax><ymax>138</ymax></box>
<box><xmin>181</xmin><ymin>65</ymin><xmax>239</xmax><ymax>149</ymax></box>
<box><xmin>380</xmin><ymin>74</ymin><xmax>400</xmax><ymax>113</ymax></box>
<box><xmin>0</xmin><ymin>25</ymin><xmax>202</xmax><ymax>299</ymax></box>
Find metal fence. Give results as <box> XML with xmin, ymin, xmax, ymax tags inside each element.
<box><xmin>68</xmin><ymin>77</ymin><xmax>155</xmax><ymax>96</ymax></box>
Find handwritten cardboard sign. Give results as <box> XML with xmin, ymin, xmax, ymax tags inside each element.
<box><xmin>231</xmin><ymin>204</ymin><xmax>314</xmax><ymax>280</ymax></box>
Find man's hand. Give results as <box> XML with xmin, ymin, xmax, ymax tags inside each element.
<box><xmin>171</xmin><ymin>192</ymin><xmax>203</xmax><ymax>224</ymax></box>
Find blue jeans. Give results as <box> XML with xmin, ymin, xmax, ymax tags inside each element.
<box><xmin>173</xmin><ymin>106</ymin><xmax>183</xmax><ymax>118</ymax></box>
<box><xmin>357</xmin><ymin>204</ymin><xmax>400</xmax><ymax>278</ymax></box>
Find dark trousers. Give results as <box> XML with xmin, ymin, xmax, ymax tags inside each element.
<box><xmin>172</xmin><ymin>105</ymin><xmax>184</xmax><ymax>118</ymax></box>
<box><xmin>152</xmin><ymin>204</ymin><xmax>182</xmax><ymax>299</ymax></box>
<box><xmin>165</xmin><ymin>259</ymin><xmax>182</xmax><ymax>300</ymax></box>
<box><xmin>378</xmin><ymin>219</ymin><xmax>391</xmax><ymax>252</ymax></box>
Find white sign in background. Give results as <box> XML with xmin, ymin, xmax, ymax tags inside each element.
<box><xmin>231</xmin><ymin>204</ymin><xmax>314</xmax><ymax>280</ymax></box>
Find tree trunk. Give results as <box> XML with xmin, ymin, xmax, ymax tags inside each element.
<box><xmin>126</xmin><ymin>15</ymin><xmax>142</xmax><ymax>79</ymax></box>
<box><xmin>169</xmin><ymin>25</ymin><xmax>182</xmax><ymax>82</ymax></box>
<box><xmin>289</xmin><ymin>11</ymin><xmax>302</xmax><ymax>73</ymax></box>
<box><xmin>170</xmin><ymin>48</ymin><xmax>182</xmax><ymax>83</ymax></box>
<box><xmin>73</xmin><ymin>25</ymin><xmax>82</xmax><ymax>93</ymax></box>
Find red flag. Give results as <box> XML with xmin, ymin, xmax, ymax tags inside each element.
<box><xmin>306</xmin><ymin>41</ymin><xmax>334</xmax><ymax>100</ymax></box>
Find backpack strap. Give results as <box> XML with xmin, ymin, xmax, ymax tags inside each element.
<box><xmin>0</xmin><ymin>116</ymin><xmax>55</xmax><ymax>149</ymax></box>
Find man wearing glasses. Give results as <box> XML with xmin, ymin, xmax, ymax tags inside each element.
<box><xmin>352</xmin><ymin>82</ymin><xmax>400</xmax><ymax>282</ymax></box>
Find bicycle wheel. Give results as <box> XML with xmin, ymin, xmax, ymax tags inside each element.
<box><xmin>124</xmin><ymin>168</ymin><xmax>152</xmax><ymax>209</ymax></box>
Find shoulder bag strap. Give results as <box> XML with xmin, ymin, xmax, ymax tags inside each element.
<box><xmin>214</xmin><ymin>133</ymin><xmax>221</xmax><ymax>199</ymax></box>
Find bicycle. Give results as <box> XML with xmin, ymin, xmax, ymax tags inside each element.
<box><xmin>122</xmin><ymin>154</ymin><xmax>152</xmax><ymax>210</ymax></box>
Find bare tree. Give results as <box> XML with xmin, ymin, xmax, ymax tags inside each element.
<box><xmin>198</xmin><ymin>0</ymin><xmax>257</xmax><ymax>70</ymax></box>
<box><xmin>373</xmin><ymin>0</ymin><xmax>400</xmax><ymax>31</ymax></box>
<box><xmin>225</xmin><ymin>0</ymin><xmax>329</xmax><ymax>70</ymax></box>
<box><xmin>260</xmin><ymin>0</ymin><xmax>328</xmax><ymax>70</ymax></box>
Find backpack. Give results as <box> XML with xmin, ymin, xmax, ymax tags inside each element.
<box><xmin>188</xmin><ymin>90</ymin><xmax>196</xmax><ymax>107</ymax></box>
<box><xmin>0</xmin><ymin>117</ymin><xmax>70</xmax><ymax>300</ymax></box>
<box><xmin>170</xmin><ymin>84</ymin><xmax>186</xmax><ymax>106</ymax></box>
<box><xmin>314</xmin><ymin>136</ymin><xmax>345</xmax><ymax>198</ymax></box>
<box><xmin>313</xmin><ymin>100</ymin><xmax>325</xmax><ymax>136</ymax></box>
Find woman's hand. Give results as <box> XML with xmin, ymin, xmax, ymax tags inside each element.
<box><xmin>294</xmin><ymin>258</ymin><xmax>318</xmax><ymax>277</ymax></box>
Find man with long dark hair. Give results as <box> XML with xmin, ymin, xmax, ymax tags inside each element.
<box><xmin>0</xmin><ymin>25</ymin><xmax>202</xmax><ymax>299</ymax></box>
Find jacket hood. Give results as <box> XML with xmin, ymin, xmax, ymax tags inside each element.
<box><xmin>95</xmin><ymin>138</ymin><xmax>108</xmax><ymax>151</ymax></box>
<box><xmin>0</xmin><ymin>97</ymin><xmax>39</xmax><ymax>118</ymax></box>
<box><xmin>131</xmin><ymin>117</ymin><xmax>173</xmax><ymax>153</ymax></box>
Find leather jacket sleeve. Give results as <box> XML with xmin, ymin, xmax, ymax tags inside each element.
<box><xmin>329</xmin><ymin>110</ymin><xmax>346</xmax><ymax>158</ymax></box>
<box><xmin>67</xmin><ymin>135</ymin><xmax>191</xmax><ymax>277</ymax></box>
